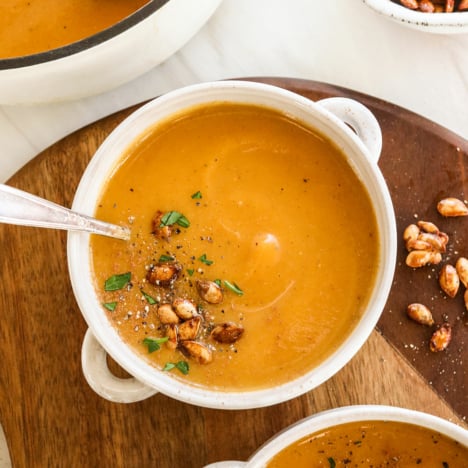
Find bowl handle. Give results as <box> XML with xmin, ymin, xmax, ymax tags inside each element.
<box><xmin>81</xmin><ymin>328</ymin><xmax>158</xmax><ymax>403</ymax></box>
<box><xmin>317</xmin><ymin>97</ymin><xmax>382</xmax><ymax>163</ymax></box>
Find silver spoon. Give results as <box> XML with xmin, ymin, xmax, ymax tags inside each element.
<box><xmin>0</xmin><ymin>183</ymin><xmax>130</xmax><ymax>240</ymax></box>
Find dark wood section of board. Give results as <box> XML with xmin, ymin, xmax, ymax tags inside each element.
<box><xmin>0</xmin><ymin>77</ymin><xmax>466</xmax><ymax>467</ymax></box>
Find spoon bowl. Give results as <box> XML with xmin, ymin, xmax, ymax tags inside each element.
<box><xmin>0</xmin><ymin>183</ymin><xmax>130</xmax><ymax>240</ymax></box>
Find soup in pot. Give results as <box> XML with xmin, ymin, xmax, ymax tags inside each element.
<box><xmin>91</xmin><ymin>102</ymin><xmax>380</xmax><ymax>391</ymax></box>
<box><xmin>267</xmin><ymin>420</ymin><xmax>468</xmax><ymax>467</ymax></box>
<box><xmin>0</xmin><ymin>0</ymin><xmax>149</xmax><ymax>59</ymax></box>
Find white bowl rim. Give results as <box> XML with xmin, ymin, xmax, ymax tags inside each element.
<box><xmin>68</xmin><ymin>80</ymin><xmax>397</xmax><ymax>409</ymax></box>
<box><xmin>363</xmin><ymin>0</ymin><xmax>468</xmax><ymax>30</ymax></box>
<box><xmin>247</xmin><ymin>404</ymin><xmax>468</xmax><ymax>465</ymax></box>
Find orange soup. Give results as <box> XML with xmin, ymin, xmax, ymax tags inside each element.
<box><xmin>0</xmin><ymin>0</ymin><xmax>149</xmax><ymax>59</ymax></box>
<box><xmin>267</xmin><ymin>420</ymin><xmax>468</xmax><ymax>467</ymax></box>
<box><xmin>90</xmin><ymin>102</ymin><xmax>380</xmax><ymax>391</ymax></box>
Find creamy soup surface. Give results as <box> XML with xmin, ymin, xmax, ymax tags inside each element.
<box><xmin>91</xmin><ymin>102</ymin><xmax>380</xmax><ymax>391</ymax></box>
<box><xmin>267</xmin><ymin>420</ymin><xmax>468</xmax><ymax>467</ymax></box>
<box><xmin>0</xmin><ymin>1</ymin><xmax>149</xmax><ymax>59</ymax></box>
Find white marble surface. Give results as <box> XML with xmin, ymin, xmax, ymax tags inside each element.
<box><xmin>0</xmin><ymin>0</ymin><xmax>467</xmax><ymax>464</ymax></box>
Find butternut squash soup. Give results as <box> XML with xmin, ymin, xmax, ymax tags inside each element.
<box><xmin>267</xmin><ymin>420</ymin><xmax>468</xmax><ymax>467</ymax></box>
<box><xmin>91</xmin><ymin>102</ymin><xmax>380</xmax><ymax>391</ymax></box>
<box><xmin>0</xmin><ymin>0</ymin><xmax>149</xmax><ymax>59</ymax></box>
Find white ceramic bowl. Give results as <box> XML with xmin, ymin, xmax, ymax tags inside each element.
<box><xmin>68</xmin><ymin>80</ymin><xmax>397</xmax><ymax>409</ymax></box>
<box><xmin>0</xmin><ymin>0</ymin><xmax>222</xmax><ymax>104</ymax></box>
<box><xmin>205</xmin><ymin>405</ymin><xmax>468</xmax><ymax>467</ymax></box>
<box><xmin>363</xmin><ymin>0</ymin><xmax>468</xmax><ymax>33</ymax></box>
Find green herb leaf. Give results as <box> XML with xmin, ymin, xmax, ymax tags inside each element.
<box><xmin>143</xmin><ymin>337</ymin><xmax>169</xmax><ymax>353</ymax></box>
<box><xmin>223</xmin><ymin>280</ymin><xmax>244</xmax><ymax>296</ymax></box>
<box><xmin>214</xmin><ymin>279</ymin><xmax>222</xmax><ymax>287</ymax></box>
<box><xmin>163</xmin><ymin>360</ymin><xmax>189</xmax><ymax>375</ymax></box>
<box><xmin>187</xmin><ymin>269</ymin><xmax>195</xmax><ymax>276</ymax></box>
<box><xmin>141</xmin><ymin>290</ymin><xmax>157</xmax><ymax>305</ymax></box>
<box><xmin>103</xmin><ymin>302</ymin><xmax>117</xmax><ymax>311</ymax></box>
<box><xmin>104</xmin><ymin>272</ymin><xmax>131</xmax><ymax>291</ymax></box>
<box><xmin>175</xmin><ymin>361</ymin><xmax>190</xmax><ymax>374</ymax></box>
<box><xmin>198</xmin><ymin>254</ymin><xmax>213</xmax><ymax>266</ymax></box>
<box><xmin>328</xmin><ymin>457</ymin><xmax>336</xmax><ymax>468</ymax></box>
<box><xmin>176</xmin><ymin>216</ymin><xmax>190</xmax><ymax>228</ymax></box>
<box><xmin>158</xmin><ymin>254</ymin><xmax>175</xmax><ymax>262</ymax></box>
<box><xmin>191</xmin><ymin>190</ymin><xmax>202</xmax><ymax>199</ymax></box>
<box><xmin>159</xmin><ymin>211</ymin><xmax>190</xmax><ymax>228</ymax></box>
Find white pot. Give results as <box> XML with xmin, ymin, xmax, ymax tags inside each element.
<box><xmin>204</xmin><ymin>405</ymin><xmax>468</xmax><ymax>467</ymax></box>
<box><xmin>68</xmin><ymin>80</ymin><xmax>397</xmax><ymax>409</ymax></box>
<box><xmin>0</xmin><ymin>0</ymin><xmax>222</xmax><ymax>104</ymax></box>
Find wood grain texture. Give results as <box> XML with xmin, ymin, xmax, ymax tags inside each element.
<box><xmin>0</xmin><ymin>79</ymin><xmax>466</xmax><ymax>467</ymax></box>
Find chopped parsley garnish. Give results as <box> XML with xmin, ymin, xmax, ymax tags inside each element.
<box><xmin>187</xmin><ymin>269</ymin><xmax>195</xmax><ymax>276</ymax></box>
<box><xmin>163</xmin><ymin>361</ymin><xmax>189</xmax><ymax>375</ymax></box>
<box><xmin>214</xmin><ymin>279</ymin><xmax>243</xmax><ymax>296</ymax></box>
<box><xmin>223</xmin><ymin>280</ymin><xmax>244</xmax><ymax>296</ymax></box>
<box><xmin>191</xmin><ymin>191</ymin><xmax>202</xmax><ymax>199</ymax></box>
<box><xmin>141</xmin><ymin>290</ymin><xmax>157</xmax><ymax>305</ymax></box>
<box><xmin>103</xmin><ymin>302</ymin><xmax>117</xmax><ymax>311</ymax></box>
<box><xmin>159</xmin><ymin>211</ymin><xmax>190</xmax><ymax>228</ymax></box>
<box><xmin>328</xmin><ymin>458</ymin><xmax>336</xmax><ymax>468</ymax></box>
<box><xmin>143</xmin><ymin>337</ymin><xmax>168</xmax><ymax>353</ymax></box>
<box><xmin>198</xmin><ymin>253</ymin><xmax>213</xmax><ymax>265</ymax></box>
<box><xmin>104</xmin><ymin>272</ymin><xmax>131</xmax><ymax>291</ymax></box>
<box><xmin>158</xmin><ymin>254</ymin><xmax>175</xmax><ymax>262</ymax></box>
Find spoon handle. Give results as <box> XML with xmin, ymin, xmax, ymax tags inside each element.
<box><xmin>0</xmin><ymin>183</ymin><xmax>130</xmax><ymax>240</ymax></box>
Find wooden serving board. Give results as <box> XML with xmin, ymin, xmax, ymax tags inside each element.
<box><xmin>0</xmin><ymin>77</ymin><xmax>467</xmax><ymax>467</ymax></box>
